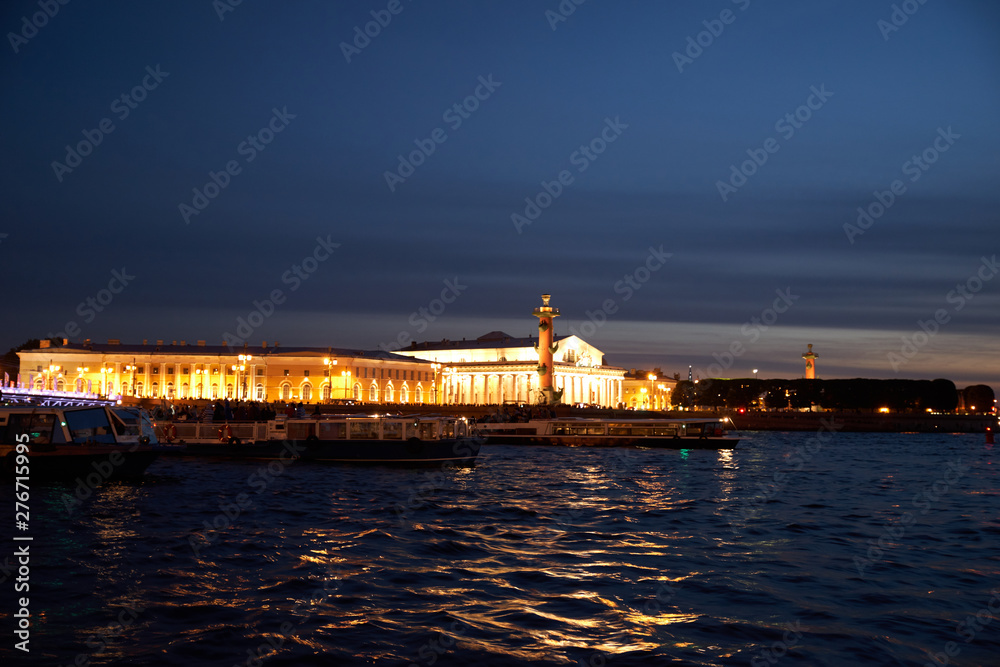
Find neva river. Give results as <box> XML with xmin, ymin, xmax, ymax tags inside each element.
<box><xmin>4</xmin><ymin>432</ymin><xmax>999</xmax><ymax>666</ymax></box>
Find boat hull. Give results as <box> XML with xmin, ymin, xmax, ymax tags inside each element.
<box><xmin>1</xmin><ymin>445</ymin><xmax>160</xmax><ymax>482</ymax></box>
<box><xmin>159</xmin><ymin>436</ymin><xmax>481</xmax><ymax>467</ymax></box>
<box><xmin>481</xmin><ymin>434</ymin><xmax>739</xmax><ymax>449</ymax></box>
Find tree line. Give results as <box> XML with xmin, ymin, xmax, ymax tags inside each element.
<box><xmin>671</xmin><ymin>378</ymin><xmax>995</xmax><ymax>413</ymax></box>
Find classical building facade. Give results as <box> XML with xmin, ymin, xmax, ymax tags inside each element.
<box><xmin>391</xmin><ymin>331</ymin><xmax>626</xmax><ymax>407</ymax></box>
<box><xmin>17</xmin><ymin>339</ymin><xmax>438</xmax><ymax>404</ymax></box>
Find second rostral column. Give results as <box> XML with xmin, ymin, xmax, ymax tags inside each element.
<box><xmin>533</xmin><ymin>294</ymin><xmax>562</xmax><ymax>405</ymax></box>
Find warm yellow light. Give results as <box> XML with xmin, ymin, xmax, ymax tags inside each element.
<box><xmin>879</xmin><ymin>407</ymin><xmax>890</xmax><ymax>413</ymax></box>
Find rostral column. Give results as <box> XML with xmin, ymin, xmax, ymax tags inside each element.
<box><xmin>533</xmin><ymin>294</ymin><xmax>561</xmax><ymax>405</ymax></box>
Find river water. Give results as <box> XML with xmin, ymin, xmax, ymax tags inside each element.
<box><xmin>3</xmin><ymin>431</ymin><xmax>999</xmax><ymax>666</ymax></box>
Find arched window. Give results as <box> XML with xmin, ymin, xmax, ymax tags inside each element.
<box><xmin>353</xmin><ymin>383</ymin><xmax>361</xmax><ymax>401</ymax></box>
<box><xmin>56</xmin><ymin>379</ymin><xmax>65</xmax><ymax>392</ymax></box>
<box><xmin>415</xmin><ymin>385</ymin><xmax>423</xmax><ymax>403</ymax></box>
<box><xmin>226</xmin><ymin>383</ymin><xmax>233</xmax><ymax>398</ymax></box>
<box><xmin>256</xmin><ymin>383</ymin><xmax>264</xmax><ymax>400</ymax></box>
<box><xmin>167</xmin><ymin>382</ymin><xmax>174</xmax><ymax>399</ymax></box>
<box><xmin>369</xmin><ymin>383</ymin><xmax>378</xmax><ymax>402</ymax></box>
<box><xmin>181</xmin><ymin>383</ymin><xmax>189</xmax><ymax>399</ymax></box>
<box><xmin>211</xmin><ymin>383</ymin><xmax>219</xmax><ymax>399</ymax></box>
<box><xmin>34</xmin><ymin>378</ymin><xmax>44</xmax><ymax>391</ymax></box>
<box><xmin>384</xmin><ymin>383</ymin><xmax>394</xmax><ymax>403</ymax></box>
<box><xmin>151</xmin><ymin>382</ymin><xmax>159</xmax><ymax>398</ymax></box>
<box><xmin>302</xmin><ymin>384</ymin><xmax>312</xmax><ymax>402</ymax></box>
<box><xmin>76</xmin><ymin>378</ymin><xmax>85</xmax><ymax>392</ymax></box>
<box><xmin>281</xmin><ymin>383</ymin><xmax>291</xmax><ymax>400</ymax></box>
<box><xmin>400</xmin><ymin>385</ymin><xmax>408</xmax><ymax>404</ymax></box>
<box><xmin>322</xmin><ymin>384</ymin><xmax>331</xmax><ymax>402</ymax></box>
<box><xmin>136</xmin><ymin>382</ymin><xmax>144</xmax><ymax>397</ymax></box>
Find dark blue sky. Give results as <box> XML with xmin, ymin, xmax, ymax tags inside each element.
<box><xmin>2</xmin><ymin>0</ymin><xmax>998</xmax><ymax>389</ymax></box>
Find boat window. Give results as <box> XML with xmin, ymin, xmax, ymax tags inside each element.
<box><xmin>66</xmin><ymin>408</ymin><xmax>118</xmax><ymax>443</ymax></box>
<box><xmin>1</xmin><ymin>413</ymin><xmax>58</xmax><ymax>445</ymax></box>
<box><xmin>288</xmin><ymin>423</ymin><xmax>315</xmax><ymax>440</ymax></box>
<box><xmin>383</xmin><ymin>422</ymin><xmax>402</xmax><ymax>440</ymax></box>
<box><xmin>416</xmin><ymin>422</ymin><xmax>437</xmax><ymax>440</ymax></box>
<box><xmin>109</xmin><ymin>409</ymin><xmax>142</xmax><ymax>437</ymax></box>
<box><xmin>349</xmin><ymin>421</ymin><xmax>379</xmax><ymax>439</ymax></box>
<box><xmin>317</xmin><ymin>422</ymin><xmax>346</xmax><ymax>440</ymax></box>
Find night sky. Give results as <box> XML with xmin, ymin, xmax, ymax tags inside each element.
<box><xmin>2</xmin><ymin>0</ymin><xmax>998</xmax><ymax>390</ymax></box>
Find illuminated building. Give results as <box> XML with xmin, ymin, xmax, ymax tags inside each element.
<box><xmin>392</xmin><ymin>330</ymin><xmax>625</xmax><ymax>407</ymax></box>
<box><xmin>16</xmin><ymin>339</ymin><xmax>437</xmax><ymax>404</ymax></box>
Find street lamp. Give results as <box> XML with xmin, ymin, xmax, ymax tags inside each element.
<box><xmin>76</xmin><ymin>366</ymin><xmax>89</xmax><ymax>394</ymax></box>
<box><xmin>342</xmin><ymin>370</ymin><xmax>351</xmax><ymax>400</ymax></box>
<box><xmin>323</xmin><ymin>357</ymin><xmax>336</xmax><ymax>403</ymax></box>
<box><xmin>237</xmin><ymin>353</ymin><xmax>252</xmax><ymax>400</ymax></box>
<box><xmin>753</xmin><ymin>368</ymin><xmax>759</xmax><ymax>379</ymax></box>
<box><xmin>430</xmin><ymin>363</ymin><xmax>441</xmax><ymax>405</ymax></box>
<box><xmin>648</xmin><ymin>373</ymin><xmax>657</xmax><ymax>410</ymax></box>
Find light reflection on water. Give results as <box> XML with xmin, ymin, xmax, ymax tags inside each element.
<box><xmin>8</xmin><ymin>433</ymin><xmax>1000</xmax><ymax>666</ymax></box>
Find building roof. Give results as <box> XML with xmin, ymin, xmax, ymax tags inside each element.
<box><xmin>401</xmin><ymin>332</ymin><xmax>571</xmax><ymax>352</ymax></box>
<box><xmin>19</xmin><ymin>341</ymin><xmax>421</xmax><ymax>362</ymax></box>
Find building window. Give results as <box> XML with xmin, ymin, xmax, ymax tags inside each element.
<box><xmin>211</xmin><ymin>383</ymin><xmax>219</xmax><ymax>399</ymax></box>
<box><xmin>151</xmin><ymin>382</ymin><xmax>158</xmax><ymax>398</ymax></box>
<box><xmin>400</xmin><ymin>385</ymin><xmax>408</xmax><ymax>404</ymax></box>
<box><xmin>226</xmin><ymin>383</ymin><xmax>233</xmax><ymax>398</ymax></box>
<box><xmin>322</xmin><ymin>384</ymin><xmax>331</xmax><ymax>401</ymax></box>
<box><xmin>415</xmin><ymin>386</ymin><xmax>423</xmax><ymax>403</ymax></box>
<box><xmin>281</xmin><ymin>383</ymin><xmax>291</xmax><ymax>400</ymax></box>
<box><xmin>284</xmin><ymin>369</ymin><xmax>290</xmax><ymax>376</ymax></box>
<box><xmin>304</xmin><ymin>370</ymin><xmax>310</xmax><ymax>377</ymax></box>
<box><xmin>302</xmin><ymin>384</ymin><xmax>312</xmax><ymax>402</ymax></box>
<box><xmin>369</xmin><ymin>383</ymin><xmax>378</xmax><ymax>402</ymax></box>
<box><xmin>256</xmin><ymin>383</ymin><xmax>264</xmax><ymax>400</ymax></box>
<box><xmin>167</xmin><ymin>367</ymin><xmax>174</xmax><ymax>375</ymax></box>
<box><xmin>167</xmin><ymin>382</ymin><xmax>174</xmax><ymax>398</ymax></box>
<box><xmin>182</xmin><ymin>367</ymin><xmax>189</xmax><ymax>374</ymax></box>
<box><xmin>385</xmin><ymin>384</ymin><xmax>394</xmax><ymax>402</ymax></box>
<box><xmin>353</xmin><ymin>383</ymin><xmax>361</xmax><ymax>401</ymax></box>
<box><xmin>152</xmin><ymin>367</ymin><xmax>159</xmax><ymax>374</ymax></box>
<box><xmin>256</xmin><ymin>368</ymin><xmax>264</xmax><ymax>376</ymax></box>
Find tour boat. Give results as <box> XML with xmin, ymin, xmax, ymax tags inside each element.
<box><xmin>0</xmin><ymin>404</ymin><xmax>162</xmax><ymax>480</ymax></box>
<box><xmin>157</xmin><ymin>414</ymin><xmax>481</xmax><ymax>466</ymax></box>
<box><xmin>474</xmin><ymin>417</ymin><xmax>739</xmax><ymax>449</ymax></box>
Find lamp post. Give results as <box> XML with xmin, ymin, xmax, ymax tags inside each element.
<box><xmin>431</xmin><ymin>363</ymin><xmax>441</xmax><ymax>405</ymax></box>
<box><xmin>647</xmin><ymin>373</ymin><xmax>657</xmax><ymax>410</ymax></box>
<box><xmin>125</xmin><ymin>362</ymin><xmax>137</xmax><ymax>396</ymax></box>
<box><xmin>76</xmin><ymin>366</ymin><xmax>89</xmax><ymax>394</ymax></box>
<box><xmin>323</xmin><ymin>357</ymin><xmax>336</xmax><ymax>403</ymax></box>
<box><xmin>753</xmin><ymin>368</ymin><xmax>759</xmax><ymax>379</ymax></box>
<box><xmin>238</xmin><ymin>353</ymin><xmax>251</xmax><ymax>400</ymax></box>
<box><xmin>342</xmin><ymin>370</ymin><xmax>351</xmax><ymax>400</ymax></box>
